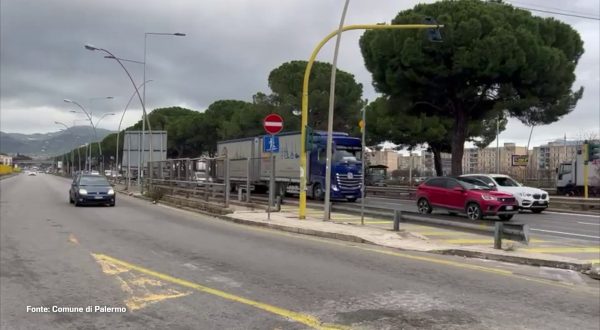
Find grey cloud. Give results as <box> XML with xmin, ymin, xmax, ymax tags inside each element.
<box><xmin>1</xmin><ymin>0</ymin><xmax>598</xmax><ymax>148</ymax></box>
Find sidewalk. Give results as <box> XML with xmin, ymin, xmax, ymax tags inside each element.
<box><xmin>116</xmin><ymin>186</ymin><xmax>600</xmax><ymax>278</ymax></box>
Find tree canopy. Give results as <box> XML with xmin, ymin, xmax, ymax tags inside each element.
<box><xmin>360</xmin><ymin>0</ymin><xmax>584</xmax><ymax>175</ymax></box>
<box><xmin>267</xmin><ymin>60</ymin><xmax>364</xmax><ymax>131</ymax></box>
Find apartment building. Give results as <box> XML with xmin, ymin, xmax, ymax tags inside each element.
<box><xmin>0</xmin><ymin>154</ymin><xmax>13</xmax><ymax>166</ymax></box>
<box><xmin>366</xmin><ymin>150</ymin><xmax>399</xmax><ymax>171</ymax></box>
<box><xmin>462</xmin><ymin>143</ymin><xmax>527</xmax><ymax>174</ymax></box>
<box><xmin>530</xmin><ymin>140</ymin><xmax>580</xmax><ymax>171</ymax></box>
<box><xmin>396</xmin><ymin>151</ymin><xmax>451</xmax><ymax>176</ymax></box>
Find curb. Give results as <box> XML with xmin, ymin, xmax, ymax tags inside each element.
<box><xmin>118</xmin><ymin>190</ymin><xmax>598</xmax><ymax>278</ymax></box>
<box><xmin>0</xmin><ymin>173</ymin><xmax>20</xmax><ymax>181</ymax></box>
<box><xmin>432</xmin><ymin>249</ymin><xmax>592</xmax><ymax>272</ymax></box>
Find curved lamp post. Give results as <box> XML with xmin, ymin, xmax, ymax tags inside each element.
<box><xmin>55</xmin><ymin>121</ymin><xmax>80</xmax><ymax>174</ymax></box>
<box><xmin>85</xmin><ymin>44</ymin><xmax>153</xmax><ymax>187</ymax></box>
<box><xmin>64</xmin><ymin>99</ymin><xmax>96</xmax><ymax>171</ymax></box>
<box><xmin>115</xmin><ymin>79</ymin><xmax>153</xmax><ymax>183</ymax></box>
<box><xmin>297</xmin><ymin>22</ymin><xmax>443</xmax><ymax>219</ymax></box>
<box><xmin>141</xmin><ymin>32</ymin><xmax>186</xmax><ymax>186</ymax></box>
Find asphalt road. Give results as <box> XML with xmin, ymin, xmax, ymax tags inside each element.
<box><xmin>1</xmin><ymin>174</ymin><xmax>599</xmax><ymax>330</ymax></box>
<box><xmin>361</xmin><ymin>197</ymin><xmax>600</xmax><ymax>242</ymax></box>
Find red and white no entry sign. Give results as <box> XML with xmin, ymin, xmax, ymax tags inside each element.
<box><xmin>263</xmin><ymin>113</ymin><xmax>284</xmax><ymax>135</ymax></box>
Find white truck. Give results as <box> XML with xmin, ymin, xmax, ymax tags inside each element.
<box><xmin>556</xmin><ymin>149</ymin><xmax>600</xmax><ymax>196</ymax></box>
<box><xmin>216</xmin><ymin>131</ymin><xmax>363</xmax><ymax>201</ymax></box>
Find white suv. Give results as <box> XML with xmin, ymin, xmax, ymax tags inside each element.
<box><xmin>460</xmin><ymin>174</ymin><xmax>550</xmax><ymax>213</ymax></box>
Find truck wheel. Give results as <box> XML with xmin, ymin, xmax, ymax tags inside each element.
<box><xmin>313</xmin><ymin>184</ymin><xmax>324</xmax><ymax>201</ymax></box>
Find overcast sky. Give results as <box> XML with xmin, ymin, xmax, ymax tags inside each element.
<box><xmin>1</xmin><ymin>0</ymin><xmax>598</xmax><ymax>148</ymax></box>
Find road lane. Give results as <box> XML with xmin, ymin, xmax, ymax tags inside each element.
<box><xmin>364</xmin><ymin>197</ymin><xmax>600</xmax><ymax>241</ymax></box>
<box><xmin>2</xmin><ymin>174</ymin><xmax>599</xmax><ymax>329</ymax></box>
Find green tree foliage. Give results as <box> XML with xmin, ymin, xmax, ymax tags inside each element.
<box><xmin>360</xmin><ymin>0</ymin><xmax>583</xmax><ymax>175</ymax></box>
<box><xmin>267</xmin><ymin>60</ymin><xmax>364</xmax><ymax>131</ymax></box>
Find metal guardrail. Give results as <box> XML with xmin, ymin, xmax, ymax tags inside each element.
<box><xmin>391</xmin><ymin>209</ymin><xmax>529</xmax><ymax>249</ymax></box>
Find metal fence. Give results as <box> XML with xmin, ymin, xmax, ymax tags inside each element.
<box><xmin>146</xmin><ymin>156</ymin><xmax>230</xmax><ymax>207</ymax></box>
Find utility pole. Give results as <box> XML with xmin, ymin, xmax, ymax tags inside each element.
<box><xmin>496</xmin><ymin>116</ymin><xmax>500</xmax><ymax>173</ymax></box>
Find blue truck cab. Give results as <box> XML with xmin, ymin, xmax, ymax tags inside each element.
<box><xmin>309</xmin><ymin>131</ymin><xmax>362</xmax><ymax>202</ymax></box>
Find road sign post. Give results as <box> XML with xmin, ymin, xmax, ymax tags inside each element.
<box><xmin>263</xmin><ymin>114</ymin><xmax>283</xmax><ymax>220</ymax></box>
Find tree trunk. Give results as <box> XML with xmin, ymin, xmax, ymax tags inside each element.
<box><xmin>432</xmin><ymin>147</ymin><xmax>443</xmax><ymax>176</ymax></box>
<box><xmin>451</xmin><ymin>107</ymin><xmax>467</xmax><ymax>176</ymax></box>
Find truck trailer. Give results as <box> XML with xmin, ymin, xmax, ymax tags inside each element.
<box><xmin>216</xmin><ymin>131</ymin><xmax>363</xmax><ymax>201</ymax></box>
<box><xmin>556</xmin><ymin>148</ymin><xmax>600</xmax><ymax>196</ymax></box>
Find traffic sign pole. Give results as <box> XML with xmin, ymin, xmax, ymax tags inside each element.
<box><xmin>268</xmin><ymin>135</ymin><xmax>275</xmax><ymax>220</ymax></box>
<box><xmin>263</xmin><ymin>114</ymin><xmax>283</xmax><ymax>220</ymax></box>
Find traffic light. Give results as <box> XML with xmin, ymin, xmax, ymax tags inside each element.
<box><xmin>423</xmin><ymin>17</ymin><xmax>442</xmax><ymax>43</ymax></box>
<box><xmin>305</xmin><ymin>125</ymin><xmax>315</xmax><ymax>152</ymax></box>
<box><xmin>588</xmin><ymin>142</ymin><xmax>600</xmax><ymax>161</ymax></box>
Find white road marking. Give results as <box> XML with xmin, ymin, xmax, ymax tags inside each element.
<box><xmin>538</xmin><ymin>211</ymin><xmax>600</xmax><ymax>218</ymax></box>
<box><xmin>531</xmin><ymin>228</ymin><xmax>600</xmax><ymax>239</ymax></box>
<box><xmin>578</xmin><ymin>222</ymin><xmax>600</xmax><ymax>226</ymax></box>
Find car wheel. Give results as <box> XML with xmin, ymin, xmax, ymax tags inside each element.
<box><xmin>347</xmin><ymin>198</ymin><xmax>357</xmax><ymax>202</ymax></box>
<box><xmin>417</xmin><ymin>198</ymin><xmax>432</xmax><ymax>214</ymax></box>
<box><xmin>531</xmin><ymin>209</ymin><xmax>543</xmax><ymax>214</ymax></box>
<box><xmin>109</xmin><ymin>203</ymin><xmax>115</xmax><ymax>207</ymax></box>
<box><xmin>313</xmin><ymin>183</ymin><xmax>324</xmax><ymax>201</ymax></box>
<box><xmin>74</xmin><ymin>201</ymin><xmax>80</xmax><ymax>207</ymax></box>
<box><xmin>466</xmin><ymin>203</ymin><xmax>482</xmax><ymax>221</ymax></box>
<box><xmin>448</xmin><ymin>211</ymin><xmax>458</xmax><ymax>216</ymax></box>
<box><xmin>69</xmin><ymin>195</ymin><xmax>74</xmax><ymax>204</ymax></box>
<box><xmin>498</xmin><ymin>214</ymin><xmax>513</xmax><ymax>221</ymax></box>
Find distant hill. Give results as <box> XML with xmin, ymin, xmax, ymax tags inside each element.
<box><xmin>0</xmin><ymin>126</ymin><xmax>114</xmax><ymax>156</ymax></box>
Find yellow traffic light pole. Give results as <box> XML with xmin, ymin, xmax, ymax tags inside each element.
<box><xmin>298</xmin><ymin>23</ymin><xmax>442</xmax><ymax>219</ymax></box>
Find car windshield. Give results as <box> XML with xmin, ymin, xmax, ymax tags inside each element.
<box><xmin>79</xmin><ymin>176</ymin><xmax>110</xmax><ymax>186</ymax></box>
<box><xmin>457</xmin><ymin>178</ymin><xmax>491</xmax><ymax>190</ymax></box>
<box><xmin>492</xmin><ymin>176</ymin><xmax>521</xmax><ymax>187</ymax></box>
<box><xmin>334</xmin><ymin>145</ymin><xmax>361</xmax><ymax>163</ymax></box>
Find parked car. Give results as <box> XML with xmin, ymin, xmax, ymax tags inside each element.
<box><xmin>415</xmin><ymin>176</ymin><xmax>518</xmax><ymax>221</ymax></box>
<box><xmin>69</xmin><ymin>174</ymin><xmax>115</xmax><ymax>206</ymax></box>
<box><xmin>460</xmin><ymin>174</ymin><xmax>549</xmax><ymax>213</ymax></box>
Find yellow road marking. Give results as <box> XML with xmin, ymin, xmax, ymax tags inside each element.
<box><xmin>524</xmin><ymin>247</ymin><xmax>600</xmax><ymax>253</ymax></box>
<box><xmin>68</xmin><ymin>234</ymin><xmax>79</xmax><ymax>245</ymax></box>
<box><xmin>157</xmin><ymin>203</ymin><xmax>597</xmax><ymax>294</ymax></box>
<box><xmin>417</xmin><ymin>231</ymin><xmax>474</xmax><ymax>236</ymax></box>
<box><xmin>444</xmin><ymin>239</ymin><xmax>547</xmax><ymax>244</ymax></box>
<box><xmin>92</xmin><ymin>254</ymin><xmax>348</xmax><ymax>330</ymax></box>
<box><xmin>220</xmin><ymin>224</ymin><xmax>591</xmax><ymax>292</ymax></box>
<box><xmin>92</xmin><ymin>254</ymin><xmax>192</xmax><ymax>311</ymax></box>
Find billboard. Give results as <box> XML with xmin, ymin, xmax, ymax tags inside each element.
<box><xmin>122</xmin><ymin>131</ymin><xmax>167</xmax><ymax>168</ymax></box>
<box><xmin>511</xmin><ymin>155</ymin><xmax>529</xmax><ymax>167</ymax></box>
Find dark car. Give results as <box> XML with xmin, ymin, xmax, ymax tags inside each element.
<box><xmin>415</xmin><ymin>176</ymin><xmax>518</xmax><ymax>221</ymax></box>
<box><xmin>69</xmin><ymin>174</ymin><xmax>115</xmax><ymax>206</ymax></box>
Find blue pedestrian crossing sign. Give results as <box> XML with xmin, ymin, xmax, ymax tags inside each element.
<box><xmin>263</xmin><ymin>135</ymin><xmax>280</xmax><ymax>153</ymax></box>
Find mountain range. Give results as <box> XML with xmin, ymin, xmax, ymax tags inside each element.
<box><xmin>0</xmin><ymin>126</ymin><xmax>114</xmax><ymax>156</ymax></box>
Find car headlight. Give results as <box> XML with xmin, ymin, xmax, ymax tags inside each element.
<box><xmin>107</xmin><ymin>188</ymin><xmax>115</xmax><ymax>195</ymax></box>
<box><xmin>331</xmin><ymin>184</ymin><xmax>340</xmax><ymax>192</ymax></box>
<box><xmin>481</xmin><ymin>194</ymin><xmax>496</xmax><ymax>201</ymax></box>
<box><xmin>79</xmin><ymin>189</ymin><xmax>88</xmax><ymax>195</ymax></box>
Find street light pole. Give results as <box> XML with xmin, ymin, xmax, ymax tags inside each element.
<box><xmin>65</xmin><ymin>99</ymin><xmax>97</xmax><ymax>171</ymax></box>
<box><xmin>141</xmin><ymin>32</ymin><xmax>186</xmax><ymax>187</ymax></box>
<box><xmin>323</xmin><ymin>0</ymin><xmax>350</xmax><ymax>221</ymax></box>
<box><xmin>298</xmin><ymin>22</ymin><xmax>443</xmax><ymax>219</ymax></box>
<box><xmin>85</xmin><ymin>44</ymin><xmax>153</xmax><ymax>189</ymax></box>
<box><xmin>115</xmin><ymin>80</ymin><xmax>153</xmax><ymax>188</ymax></box>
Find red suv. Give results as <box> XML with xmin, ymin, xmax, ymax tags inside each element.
<box><xmin>415</xmin><ymin>177</ymin><xmax>518</xmax><ymax>221</ymax></box>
